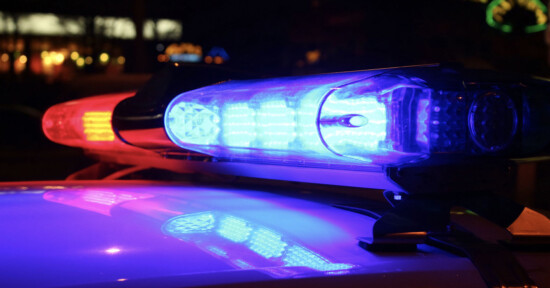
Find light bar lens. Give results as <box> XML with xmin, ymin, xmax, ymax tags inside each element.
<box><xmin>42</xmin><ymin>93</ymin><xmax>134</xmax><ymax>149</ymax></box>
<box><xmin>164</xmin><ymin>70</ymin><xmax>431</xmax><ymax>166</ymax></box>
<box><xmin>82</xmin><ymin>111</ymin><xmax>116</xmax><ymax>141</ymax></box>
<box><xmin>165</xmin><ymin>66</ymin><xmax>550</xmax><ymax>167</ymax></box>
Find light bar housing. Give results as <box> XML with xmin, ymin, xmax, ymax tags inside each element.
<box><xmin>40</xmin><ymin>64</ymin><xmax>550</xmax><ymax>193</ymax></box>
<box><xmin>164</xmin><ymin>65</ymin><xmax>550</xmax><ymax>171</ymax></box>
<box><xmin>42</xmin><ymin>93</ymin><xmax>134</xmax><ymax>150</ymax></box>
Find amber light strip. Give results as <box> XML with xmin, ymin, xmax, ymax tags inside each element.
<box><xmin>82</xmin><ymin>111</ymin><xmax>115</xmax><ymax>141</ymax></box>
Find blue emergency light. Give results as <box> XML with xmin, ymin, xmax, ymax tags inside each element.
<box><xmin>163</xmin><ymin>65</ymin><xmax>550</xmax><ymax>170</ymax></box>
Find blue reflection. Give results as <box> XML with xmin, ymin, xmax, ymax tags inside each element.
<box><xmin>163</xmin><ymin>212</ymin><xmax>215</xmax><ymax>234</ymax></box>
<box><xmin>284</xmin><ymin>246</ymin><xmax>353</xmax><ymax>271</ymax></box>
<box><xmin>207</xmin><ymin>246</ymin><xmax>228</xmax><ymax>257</ymax></box>
<box><xmin>0</xmin><ymin>189</ymin><xmax>45</xmax><ymax>195</ymax></box>
<box><xmin>163</xmin><ymin>211</ymin><xmax>354</xmax><ymax>276</ymax></box>
<box><xmin>217</xmin><ymin>216</ymin><xmax>252</xmax><ymax>243</ymax></box>
<box><xmin>248</xmin><ymin>228</ymin><xmax>287</xmax><ymax>258</ymax></box>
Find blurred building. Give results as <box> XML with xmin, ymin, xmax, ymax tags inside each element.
<box><xmin>0</xmin><ymin>10</ymin><xmax>182</xmax><ymax>80</ymax></box>
<box><xmin>0</xmin><ymin>0</ymin><xmax>549</xmax><ymax>80</ymax></box>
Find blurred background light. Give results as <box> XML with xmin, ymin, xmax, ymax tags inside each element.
<box><xmin>0</xmin><ymin>12</ymin><xmax>182</xmax><ymax>40</ymax></box>
<box><xmin>144</xmin><ymin>19</ymin><xmax>182</xmax><ymax>40</ymax></box>
<box><xmin>70</xmin><ymin>51</ymin><xmax>79</xmax><ymax>61</ymax></box>
<box><xmin>0</xmin><ymin>13</ymin><xmax>85</xmax><ymax>36</ymax></box>
<box><xmin>76</xmin><ymin>57</ymin><xmax>85</xmax><ymax>67</ymax></box>
<box><xmin>116</xmin><ymin>56</ymin><xmax>125</xmax><ymax>65</ymax></box>
<box><xmin>99</xmin><ymin>52</ymin><xmax>110</xmax><ymax>64</ymax></box>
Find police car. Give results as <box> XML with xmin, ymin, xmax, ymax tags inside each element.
<box><xmin>2</xmin><ymin>64</ymin><xmax>550</xmax><ymax>288</ymax></box>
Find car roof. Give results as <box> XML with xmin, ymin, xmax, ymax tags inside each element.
<box><xmin>0</xmin><ymin>180</ymin><xmax>491</xmax><ymax>288</ymax></box>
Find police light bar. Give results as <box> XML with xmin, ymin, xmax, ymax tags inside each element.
<box><xmin>164</xmin><ymin>65</ymin><xmax>550</xmax><ymax>169</ymax></box>
<box><xmin>42</xmin><ymin>93</ymin><xmax>134</xmax><ymax>150</ymax></box>
<box><xmin>41</xmin><ymin>65</ymin><xmax>550</xmax><ymax>192</ymax></box>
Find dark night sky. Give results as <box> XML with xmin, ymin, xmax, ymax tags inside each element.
<box><xmin>1</xmin><ymin>0</ymin><xmax>548</xmax><ymax>75</ymax></box>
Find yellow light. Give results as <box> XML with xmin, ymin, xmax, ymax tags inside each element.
<box><xmin>43</xmin><ymin>56</ymin><xmax>53</xmax><ymax>66</ymax></box>
<box><xmin>306</xmin><ymin>49</ymin><xmax>321</xmax><ymax>64</ymax></box>
<box><xmin>500</xmin><ymin>1</ymin><xmax>512</xmax><ymax>10</ymax></box>
<box><xmin>82</xmin><ymin>111</ymin><xmax>115</xmax><ymax>141</ymax></box>
<box><xmin>54</xmin><ymin>54</ymin><xmax>65</xmax><ymax>65</ymax></box>
<box><xmin>85</xmin><ymin>56</ymin><xmax>93</xmax><ymax>65</ymax></box>
<box><xmin>204</xmin><ymin>55</ymin><xmax>213</xmax><ymax>64</ymax></box>
<box><xmin>116</xmin><ymin>56</ymin><xmax>125</xmax><ymax>65</ymax></box>
<box><xmin>70</xmin><ymin>51</ymin><xmax>79</xmax><ymax>61</ymax></box>
<box><xmin>40</xmin><ymin>51</ymin><xmax>49</xmax><ymax>59</ymax></box>
<box><xmin>43</xmin><ymin>186</ymin><xmax>65</xmax><ymax>189</ymax></box>
<box><xmin>537</xmin><ymin>13</ymin><xmax>547</xmax><ymax>24</ymax></box>
<box><xmin>76</xmin><ymin>57</ymin><xmax>85</xmax><ymax>67</ymax></box>
<box><xmin>0</xmin><ymin>53</ymin><xmax>8</xmax><ymax>62</ymax></box>
<box><xmin>165</xmin><ymin>42</ymin><xmax>203</xmax><ymax>56</ymax></box>
<box><xmin>99</xmin><ymin>52</ymin><xmax>110</xmax><ymax>64</ymax></box>
<box><xmin>213</xmin><ymin>56</ymin><xmax>223</xmax><ymax>64</ymax></box>
<box><xmin>19</xmin><ymin>55</ymin><xmax>28</xmax><ymax>64</ymax></box>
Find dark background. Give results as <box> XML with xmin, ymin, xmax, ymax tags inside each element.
<box><xmin>2</xmin><ymin>0</ymin><xmax>548</xmax><ymax>73</ymax></box>
<box><xmin>0</xmin><ymin>0</ymin><xmax>549</xmax><ymax>209</ymax></box>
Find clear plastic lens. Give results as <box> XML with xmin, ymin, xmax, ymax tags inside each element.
<box><xmin>42</xmin><ymin>93</ymin><xmax>134</xmax><ymax>149</ymax></box>
<box><xmin>416</xmin><ymin>99</ymin><xmax>430</xmax><ymax>146</ymax></box>
<box><xmin>318</xmin><ymin>87</ymin><xmax>389</xmax><ymax>160</ymax></box>
<box><xmin>221</xmin><ymin>103</ymin><xmax>256</xmax><ymax>147</ymax></box>
<box><xmin>166</xmin><ymin>102</ymin><xmax>220</xmax><ymax>145</ymax></box>
<box><xmin>164</xmin><ymin>71</ymin><xmax>433</xmax><ymax>166</ymax></box>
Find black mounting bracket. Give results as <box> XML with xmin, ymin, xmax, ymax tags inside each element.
<box><xmin>356</xmin><ymin>192</ymin><xmax>545</xmax><ymax>288</ymax></box>
<box><xmin>427</xmin><ymin>229</ymin><xmax>538</xmax><ymax>288</ymax></box>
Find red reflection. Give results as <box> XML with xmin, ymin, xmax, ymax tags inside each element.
<box><xmin>43</xmin><ymin>189</ymin><xmax>154</xmax><ymax>216</ymax></box>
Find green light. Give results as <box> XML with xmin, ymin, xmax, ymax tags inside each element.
<box><xmin>486</xmin><ymin>0</ymin><xmax>548</xmax><ymax>33</ymax></box>
<box><xmin>525</xmin><ymin>23</ymin><xmax>547</xmax><ymax>33</ymax></box>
